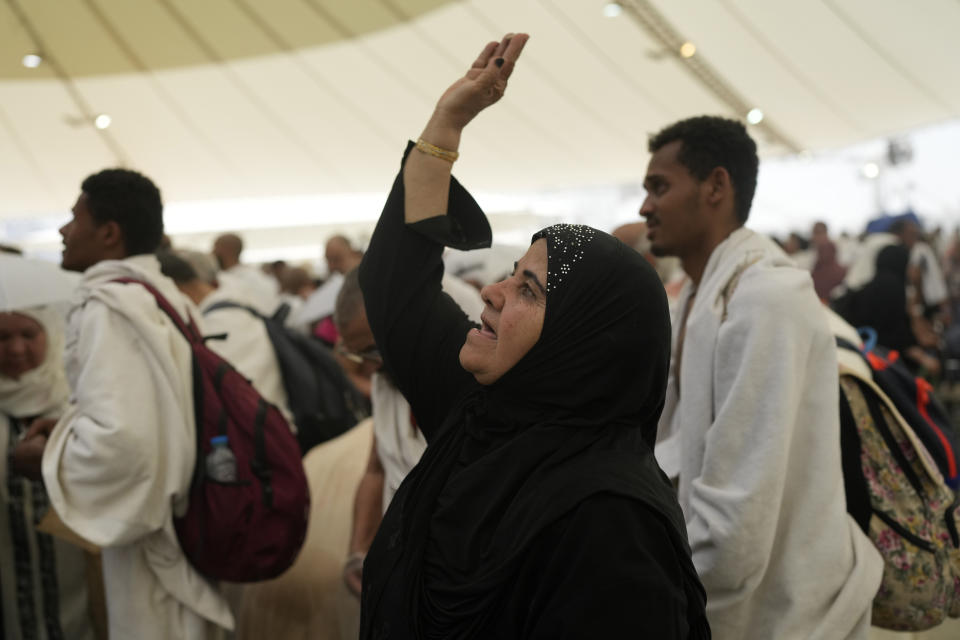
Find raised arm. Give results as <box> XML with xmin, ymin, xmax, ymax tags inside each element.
<box><xmin>359</xmin><ymin>34</ymin><xmax>529</xmax><ymax>441</ymax></box>
<box><xmin>404</xmin><ymin>34</ymin><xmax>528</xmax><ymax>223</ymax></box>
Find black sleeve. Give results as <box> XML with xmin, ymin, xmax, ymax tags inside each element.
<box><xmin>358</xmin><ymin>142</ymin><xmax>492</xmax><ymax>442</ymax></box>
<box><xmin>521</xmin><ymin>494</ymin><xmax>691</xmax><ymax>639</ymax></box>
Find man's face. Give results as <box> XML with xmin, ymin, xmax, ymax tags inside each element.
<box><xmin>211</xmin><ymin>238</ymin><xmax>229</xmax><ymax>269</ymax></box>
<box><xmin>459</xmin><ymin>239</ymin><xmax>547</xmax><ymax>385</ymax></box>
<box><xmin>339</xmin><ymin>307</ymin><xmax>382</xmax><ymax>379</ymax></box>
<box><xmin>899</xmin><ymin>222</ymin><xmax>920</xmax><ymax>249</ymax></box>
<box><xmin>811</xmin><ymin>223</ymin><xmax>828</xmax><ymax>246</ymax></box>
<box><xmin>639</xmin><ymin>141</ymin><xmax>710</xmax><ymax>259</ymax></box>
<box><xmin>0</xmin><ymin>313</ymin><xmax>47</xmax><ymax>380</ymax></box>
<box><xmin>60</xmin><ymin>193</ymin><xmax>108</xmax><ymax>272</ymax></box>
<box><xmin>325</xmin><ymin>239</ymin><xmax>356</xmax><ymax>275</ymax></box>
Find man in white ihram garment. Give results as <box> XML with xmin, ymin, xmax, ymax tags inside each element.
<box><xmin>211</xmin><ymin>232</ymin><xmax>279</xmax><ymax>316</ymax></box>
<box><xmin>156</xmin><ymin>249</ymin><xmax>294</xmax><ymax>425</ymax></box>
<box><xmin>41</xmin><ymin>169</ymin><xmax>232</xmax><ymax>639</ymax></box>
<box><xmin>290</xmin><ymin>234</ymin><xmax>364</xmax><ymax>332</ymax></box>
<box><xmin>642</xmin><ymin>116</ymin><xmax>883</xmax><ymax>639</ymax></box>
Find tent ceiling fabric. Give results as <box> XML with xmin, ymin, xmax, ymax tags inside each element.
<box><xmin>0</xmin><ymin>0</ymin><xmax>455</xmax><ymax>78</ymax></box>
<box><xmin>1</xmin><ymin>0</ymin><xmax>958</xmax><ymax>219</ymax></box>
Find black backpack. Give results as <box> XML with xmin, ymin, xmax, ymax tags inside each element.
<box><xmin>204</xmin><ymin>302</ymin><xmax>370</xmax><ymax>454</ymax></box>
<box><xmin>837</xmin><ymin>336</ymin><xmax>960</xmax><ymax>488</ymax></box>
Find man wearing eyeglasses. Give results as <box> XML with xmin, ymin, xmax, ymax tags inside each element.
<box><xmin>334</xmin><ymin>267</ymin><xmax>482</xmax><ymax>598</ymax></box>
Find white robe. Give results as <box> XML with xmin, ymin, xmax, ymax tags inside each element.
<box><xmin>843</xmin><ymin>233</ymin><xmax>897</xmax><ymax>291</ymax></box>
<box><xmin>41</xmin><ymin>255</ymin><xmax>232</xmax><ymax>640</ymax></box>
<box><xmin>199</xmin><ymin>287</ymin><xmax>293</xmax><ymax>424</ymax></box>
<box><xmin>656</xmin><ymin>228</ymin><xmax>883</xmax><ymax>639</ymax></box>
<box><xmin>370</xmin><ymin>373</ymin><xmax>426</xmax><ymax>512</ymax></box>
<box><xmin>217</xmin><ymin>264</ymin><xmax>279</xmax><ymax>317</ymax></box>
<box><xmin>292</xmin><ymin>272</ymin><xmax>344</xmax><ymax>328</ymax></box>
<box><xmin>911</xmin><ymin>242</ymin><xmax>948</xmax><ymax>307</ymax></box>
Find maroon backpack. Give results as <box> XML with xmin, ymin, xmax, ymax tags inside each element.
<box><xmin>113</xmin><ymin>278</ymin><xmax>310</xmax><ymax>582</ymax></box>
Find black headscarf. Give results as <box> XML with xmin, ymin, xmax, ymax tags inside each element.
<box><xmin>484</xmin><ymin>224</ymin><xmax>671</xmax><ymax>447</ymax></box>
<box><xmin>364</xmin><ymin>223</ymin><xmax>707</xmax><ymax>639</ymax></box>
<box><xmin>836</xmin><ymin>243</ymin><xmax>914</xmax><ymax>352</ymax></box>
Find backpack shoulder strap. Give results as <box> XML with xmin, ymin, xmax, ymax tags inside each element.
<box><xmin>272</xmin><ymin>303</ymin><xmax>291</xmax><ymax>325</ymax></box>
<box><xmin>835</xmin><ymin>336</ymin><xmax>861</xmax><ymax>354</ymax></box>
<box><xmin>110</xmin><ymin>277</ymin><xmax>201</xmax><ymax>343</ymax></box>
<box><xmin>718</xmin><ymin>255</ymin><xmax>763</xmax><ymax>322</ymax></box>
<box><xmin>203</xmin><ymin>300</ymin><xmax>263</xmax><ymax>319</ymax></box>
<box><xmin>839</xmin><ymin>362</ymin><xmax>946</xmax><ymax>484</ymax></box>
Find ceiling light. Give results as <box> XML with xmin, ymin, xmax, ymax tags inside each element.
<box><xmin>603</xmin><ymin>2</ymin><xmax>623</xmax><ymax>18</ymax></box>
<box><xmin>22</xmin><ymin>53</ymin><xmax>42</xmax><ymax>68</ymax></box>
<box><xmin>861</xmin><ymin>162</ymin><xmax>880</xmax><ymax>179</ymax></box>
<box><xmin>746</xmin><ymin>108</ymin><xmax>764</xmax><ymax>125</ymax></box>
<box><xmin>94</xmin><ymin>114</ymin><xmax>112</xmax><ymax>130</ymax></box>
<box><xmin>679</xmin><ymin>42</ymin><xmax>696</xmax><ymax>58</ymax></box>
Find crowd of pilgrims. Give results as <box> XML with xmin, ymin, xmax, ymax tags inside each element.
<box><xmin>3</xmin><ymin>32</ymin><xmax>960</xmax><ymax>640</ymax></box>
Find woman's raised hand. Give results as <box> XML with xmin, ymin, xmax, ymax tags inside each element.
<box><xmin>404</xmin><ymin>34</ymin><xmax>529</xmax><ymax>225</ymax></box>
<box><xmin>432</xmin><ymin>34</ymin><xmax>529</xmax><ymax>132</ymax></box>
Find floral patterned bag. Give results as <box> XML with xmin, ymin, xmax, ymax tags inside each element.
<box><xmin>839</xmin><ymin>369</ymin><xmax>960</xmax><ymax>630</ymax></box>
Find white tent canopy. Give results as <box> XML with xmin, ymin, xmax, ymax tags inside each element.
<box><xmin>1</xmin><ymin>0</ymin><xmax>958</xmax><ymax>254</ymax></box>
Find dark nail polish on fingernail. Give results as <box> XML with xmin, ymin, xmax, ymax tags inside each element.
<box><xmin>495</xmin><ymin>58</ymin><xmax>504</xmax><ymax>68</ymax></box>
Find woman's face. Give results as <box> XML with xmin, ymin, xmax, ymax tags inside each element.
<box><xmin>460</xmin><ymin>239</ymin><xmax>547</xmax><ymax>385</ymax></box>
<box><xmin>0</xmin><ymin>313</ymin><xmax>48</xmax><ymax>380</ymax></box>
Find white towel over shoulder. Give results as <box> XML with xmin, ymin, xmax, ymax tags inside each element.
<box><xmin>657</xmin><ymin>228</ymin><xmax>882</xmax><ymax>640</ymax></box>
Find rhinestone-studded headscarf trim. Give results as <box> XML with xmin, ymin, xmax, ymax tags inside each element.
<box><xmin>530</xmin><ymin>224</ymin><xmax>598</xmax><ymax>295</ymax></box>
<box><xmin>495</xmin><ymin>221</ymin><xmax>671</xmax><ymax>442</ymax></box>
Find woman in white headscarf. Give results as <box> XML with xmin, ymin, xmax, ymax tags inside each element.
<box><xmin>1</xmin><ymin>305</ymin><xmax>98</xmax><ymax>640</ymax></box>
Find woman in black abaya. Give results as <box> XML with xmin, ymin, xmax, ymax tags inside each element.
<box><xmin>358</xmin><ymin>34</ymin><xmax>708</xmax><ymax>639</ymax></box>
<box><xmin>836</xmin><ymin>244</ymin><xmax>914</xmax><ymax>352</ymax></box>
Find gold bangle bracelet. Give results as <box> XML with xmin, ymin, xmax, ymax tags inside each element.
<box><xmin>415</xmin><ymin>138</ymin><xmax>459</xmax><ymax>163</ymax></box>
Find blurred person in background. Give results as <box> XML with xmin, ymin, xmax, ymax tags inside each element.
<box><xmin>887</xmin><ymin>219</ymin><xmax>949</xmax><ymax>353</ymax></box>
<box><xmin>611</xmin><ymin>221</ymin><xmax>652</xmax><ymax>257</ymax></box>
<box><xmin>910</xmin><ymin>232</ymin><xmax>951</xmax><ymax>328</ymax></box>
<box><xmin>443</xmin><ymin>244</ymin><xmax>519</xmax><ymax>291</ymax></box>
<box><xmin>834</xmin><ymin>244</ymin><xmax>941</xmax><ymax>377</ymax></box>
<box><xmin>293</xmin><ymin>235</ymin><xmax>364</xmax><ymax>345</ymax></box>
<box><xmin>177</xmin><ymin>249</ymin><xmax>220</xmax><ymax>287</ymax></box>
<box><xmin>335</xmin><ymin>267</ymin><xmax>482</xmax><ymax>599</ymax></box>
<box><xmin>211</xmin><ymin>232</ymin><xmax>279</xmax><ymax>315</ymax></box>
<box><xmin>157</xmin><ymin>251</ymin><xmax>293</xmax><ymax>423</ymax></box>
<box><xmin>810</xmin><ymin>221</ymin><xmax>847</xmax><ymax>302</ymax></box>
<box><xmin>281</xmin><ymin>267</ymin><xmax>316</xmax><ymax>300</ymax></box>
<box><xmin>325</xmin><ymin>235</ymin><xmax>363</xmax><ymax>277</ymax></box>
<box><xmin>947</xmin><ymin>228</ymin><xmax>960</xmax><ymax>315</ymax></box>
<box><xmin>265</xmin><ymin>260</ymin><xmax>288</xmax><ymax>285</ymax></box>
<box><xmin>2</xmin><ymin>305</ymin><xmax>101</xmax><ymax>640</ymax></box>
<box><xmin>276</xmin><ymin>266</ymin><xmax>317</xmax><ymax>328</ymax></box>
<box><xmin>782</xmin><ymin>231</ymin><xmax>815</xmax><ymax>270</ymax></box>
<box><xmin>612</xmin><ymin>220</ymin><xmax>686</xmax><ymax>309</ymax></box>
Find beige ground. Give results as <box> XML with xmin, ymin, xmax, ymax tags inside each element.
<box><xmin>233</xmin><ymin>419</ymin><xmax>371</xmax><ymax>640</ymax></box>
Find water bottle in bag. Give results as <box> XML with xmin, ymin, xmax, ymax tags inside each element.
<box><xmin>205</xmin><ymin>435</ymin><xmax>237</xmax><ymax>483</ymax></box>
